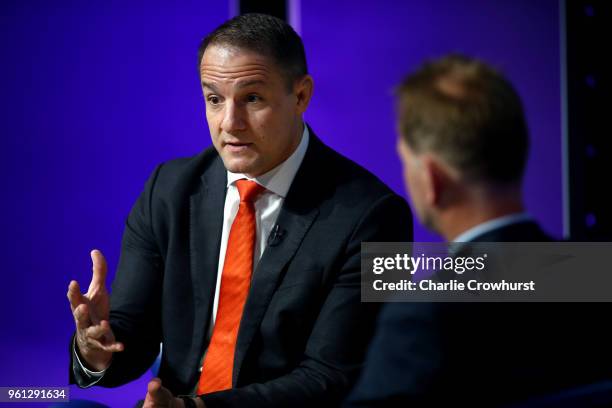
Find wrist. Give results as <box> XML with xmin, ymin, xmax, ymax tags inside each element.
<box><xmin>84</xmin><ymin>352</ymin><xmax>111</xmax><ymax>372</ymax></box>
<box><xmin>76</xmin><ymin>343</ymin><xmax>111</xmax><ymax>372</ymax></box>
<box><xmin>178</xmin><ymin>396</ymin><xmax>198</xmax><ymax>408</ymax></box>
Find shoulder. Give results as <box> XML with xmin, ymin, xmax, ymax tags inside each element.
<box><xmin>298</xmin><ymin>133</ymin><xmax>412</xmax><ymax>240</ymax></box>
<box><xmin>145</xmin><ymin>145</ymin><xmax>223</xmax><ymax>198</ymax></box>
<box><xmin>307</xmin><ymin>133</ymin><xmax>407</xmax><ymax>210</ymax></box>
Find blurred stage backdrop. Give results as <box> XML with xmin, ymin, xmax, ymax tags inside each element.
<box><xmin>0</xmin><ymin>0</ymin><xmax>564</xmax><ymax>405</ymax></box>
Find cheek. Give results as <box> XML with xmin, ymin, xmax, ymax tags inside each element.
<box><xmin>205</xmin><ymin>110</ymin><xmax>219</xmax><ymax>130</ymax></box>
<box><xmin>253</xmin><ymin>106</ymin><xmax>277</xmax><ymax>126</ymax></box>
<box><xmin>250</xmin><ymin>109</ymin><xmax>280</xmax><ymax>140</ymax></box>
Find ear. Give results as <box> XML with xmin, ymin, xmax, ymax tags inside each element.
<box><xmin>421</xmin><ymin>154</ymin><xmax>452</xmax><ymax>209</ymax></box>
<box><xmin>294</xmin><ymin>75</ymin><xmax>314</xmax><ymax>114</ymax></box>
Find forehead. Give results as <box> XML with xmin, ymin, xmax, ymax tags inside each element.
<box><xmin>200</xmin><ymin>45</ymin><xmax>280</xmax><ymax>86</ymax></box>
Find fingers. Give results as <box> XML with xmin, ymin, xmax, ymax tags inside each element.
<box><xmin>84</xmin><ymin>319</ymin><xmax>111</xmax><ymax>339</ymax></box>
<box><xmin>73</xmin><ymin>303</ymin><xmax>91</xmax><ymax>331</ymax></box>
<box><xmin>77</xmin><ymin>318</ymin><xmax>124</xmax><ymax>356</ymax></box>
<box><xmin>67</xmin><ymin>280</ymin><xmax>85</xmax><ymax>312</ymax></box>
<box><xmin>89</xmin><ymin>249</ymin><xmax>108</xmax><ymax>290</ymax></box>
<box><xmin>147</xmin><ymin>377</ymin><xmax>162</xmax><ymax>396</ymax></box>
<box><xmin>144</xmin><ymin>378</ymin><xmax>181</xmax><ymax>408</ymax></box>
<box><xmin>144</xmin><ymin>378</ymin><xmax>164</xmax><ymax>407</ymax></box>
<box><xmin>87</xmin><ymin>337</ymin><xmax>124</xmax><ymax>353</ymax></box>
<box><xmin>85</xmin><ymin>320</ymin><xmax>124</xmax><ymax>353</ymax></box>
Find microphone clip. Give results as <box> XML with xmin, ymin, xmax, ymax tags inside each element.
<box><xmin>268</xmin><ymin>224</ymin><xmax>286</xmax><ymax>247</ymax></box>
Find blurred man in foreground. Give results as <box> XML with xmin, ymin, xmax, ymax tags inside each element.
<box><xmin>346</xmin><ymin>55</ymin><xmax>612</xmax><ymax>406</ymax></box>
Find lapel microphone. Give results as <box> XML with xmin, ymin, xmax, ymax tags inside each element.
<box><xmin>268</xmin><ymin>224</ymin><xmax>286</xmax><ymax>247</ymax></box>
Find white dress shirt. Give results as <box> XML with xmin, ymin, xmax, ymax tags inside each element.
<box><xmin>75</xmin><ymin>125</ymin><xmax>310</xmax><ymax>383</ymax></box>
<box><xmin>209</xmin><ymin>125</ymin><xmax>310</xmax><ymax>334</ymax></box>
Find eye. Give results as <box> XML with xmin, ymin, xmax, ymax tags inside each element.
<box><xmin>207</xmin><ymin>95</ymin><xmax>220</xmax><ymax>105</ymax></box>
<box><xmin>246</xmin><ymin>94</ymin><xmax>261</xmax><ymax>103</ymax></box>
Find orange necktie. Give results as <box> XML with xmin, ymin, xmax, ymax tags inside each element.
<box><xmin>197</xmin><ymin>179</ymin><xmax>264</xmax><ymax>394</ymax></box>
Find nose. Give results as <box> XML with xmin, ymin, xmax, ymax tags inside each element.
<box><xmin>220</xmin><ymin>100</ymin><xmax>247</xmax><ymax>133</ymax></box>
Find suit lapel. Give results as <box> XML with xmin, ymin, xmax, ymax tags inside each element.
<box><xmin>232</xmin><ymin>133</ymin><xmax>326</xmax><ymax>384</ymax></box>
<box><xmin>189</xmin><ymin>156</ymin><xmax>227</xmax><ymax>376</ymax></box>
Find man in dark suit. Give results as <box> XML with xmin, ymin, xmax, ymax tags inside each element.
<box><xmin>66</xmin><ymin>14</ymin><xmax>412</xmax><ymax>407</ymax></box>
<box><xmin>345</xmin><ymin>55</ymin><xmax>612</xmax><ymax>406</ymax></box>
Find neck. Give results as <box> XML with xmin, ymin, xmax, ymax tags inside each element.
<box><xmin>436</xmin><ymin>186</ymin><xmax>524</xmax><ymax>241</ymax></box>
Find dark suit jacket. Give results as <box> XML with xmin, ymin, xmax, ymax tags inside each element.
<box><xmin>345</xmin><ymin>221</ymin><xmax>612</xmax><ymax>407</ymax></box>
<box><xmin>69</xmin><ymin>130</ymin><xmax>413</xmax><ymax>407</ymax></box>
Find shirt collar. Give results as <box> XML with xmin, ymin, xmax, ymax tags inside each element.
<box><xmin>452</xmin><ymin>212</ymin><xmax>533</xmax><ymax>243</ymax></box>
<box><xmin>226</xmin><ymin>125</ymin><xmax>310</xmax><ymax>198</ymax></box>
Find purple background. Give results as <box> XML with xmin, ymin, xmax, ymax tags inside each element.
<box><xmin>0</xmin><ymin>1</ymin><xmax>561</xmax><ymax>405</ymax></box>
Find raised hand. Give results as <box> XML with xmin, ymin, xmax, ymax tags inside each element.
<box><xmin>67</xmin><ymin>249</ymin><xmax>124</xmax><ymax>371</ymax></box>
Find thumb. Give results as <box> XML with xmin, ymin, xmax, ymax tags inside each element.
<box><xmin>90</xmin><ymin>249</ymin><xmax>108</xmax><ymax>290</ymax></box>
<box><xmin>145</xmin><ymin>378</ymin><xmax>163</xmax><ymax>402</ymax></box>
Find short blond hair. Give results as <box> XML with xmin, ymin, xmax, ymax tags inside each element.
<box><xmin>397</xmin><ymin>54</ymin><xmax>528</xmax><ymax>185</ymax></box>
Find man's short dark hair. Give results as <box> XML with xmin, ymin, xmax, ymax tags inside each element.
<box><xmin>197</xmin><ymin>13</ymin><xmax>308</xmax><ymax>89</ymax></box>
<box><xmin>396</xmin><ymin>54</ymin><xmax>529</xmax><ymax>185</ymax></box>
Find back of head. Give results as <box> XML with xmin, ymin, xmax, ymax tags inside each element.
<box><xmin>197</xmin><ymin>13</ymin><xmax>308</xmax><ymax>89</ymax></box>
<box><xmin>396</xmin><ymin>54</ymin><xmax>529</xmax><ymax>187</ymax></box>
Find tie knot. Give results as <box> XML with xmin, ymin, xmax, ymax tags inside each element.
<box><xmin>235</xmin><ymin>179</ymin><xmax>264</xmax><ymax>203</ymax></box>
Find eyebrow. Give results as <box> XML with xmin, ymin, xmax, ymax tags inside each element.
<box><xmin>201</xmin><ymin>81</ymin><xmax>220</xmax><ymax>93</ymax></box>
<box><xmin>236</xmin><ymin>79</ymin><xmax>267</xmax><ymax>89</ymax></box>
<box><xmin>201</xmin><ymin>79</ymin><xmax>267</xmax><ymax>94</ymax></box>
